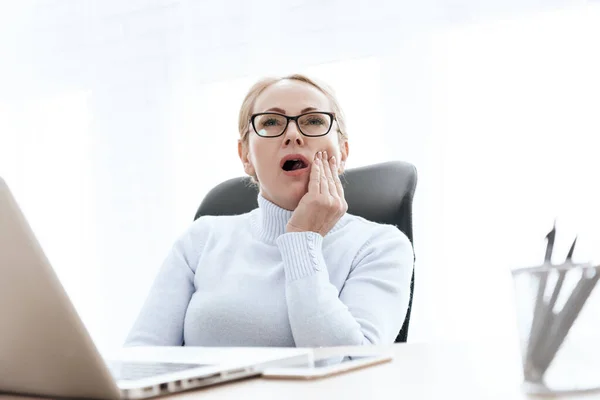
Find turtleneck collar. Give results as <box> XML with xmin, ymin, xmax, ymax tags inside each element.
<box><xmin>251</xmin><ymin>194</ymin><xmax>347</xmax><ymax>243</ymax></box>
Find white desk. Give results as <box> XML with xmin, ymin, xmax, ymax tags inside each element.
<box><xmin>171</xmin><ymin>341</ymin><xmax>598</xmax><ymax>400</ymax></box>
<box><xmin>2</xmin><ymin>341</ymin><xmax>599</xmax><ymax>400</ymax></box>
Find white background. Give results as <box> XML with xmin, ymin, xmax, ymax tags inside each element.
<box><xmin>1</xmin><ymin>0</ymin><xmax>599</xmax><ymax>352</ymax></box>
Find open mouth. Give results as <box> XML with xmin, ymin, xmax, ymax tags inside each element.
<box><xmin>282</xmin><ymin>158</ymin><xmax>308</xmax><ymax>171</ymax></box>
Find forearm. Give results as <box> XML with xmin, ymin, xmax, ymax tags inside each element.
<box><xmin>277</xmin><ymin>232</ymin><xmax>370</xmax><ymax>347</ymax></box>
<box><xmin>286</xmin><ymin>271</ymin><xmax>371</xmax><ymax>347</ymax></box>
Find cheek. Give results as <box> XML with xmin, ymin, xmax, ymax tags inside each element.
<box><xmin>248</xmin><ymin>137</ymin><xmax>261</xmax><ymax>161</ymax></box>
<box><xmin>320</xmin><ymin>136</ymin><xmax>342</xmax><ymax>156</ymax></box>
<box><xmin>249</xmin><ymin>139</ymin><xmax>274</xmax><ymax>171</ymax></box>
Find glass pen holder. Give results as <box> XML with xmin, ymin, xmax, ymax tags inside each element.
<box><xmin>511</xmin><ymin>262</ymin><xmax>600</xmax><ymax>395</ymax></box>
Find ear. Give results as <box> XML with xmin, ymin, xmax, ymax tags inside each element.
<box><xmin>238</xmin><ymin>140</ymin><xmax>256</xmax><ymax>178</ymax></box>
<box><xmin>338</xmin><ymin>140</ymin><xmax>349</xmax><ymax>174</ymax></box>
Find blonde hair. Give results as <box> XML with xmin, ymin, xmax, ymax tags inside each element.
<box><xmin>238</xmin><ymin>74</ymin><xmax>348</xmax><ymax>151</ymax></box>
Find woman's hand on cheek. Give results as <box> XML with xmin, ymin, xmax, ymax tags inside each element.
<box><xmin>286</xmin><ymin>150</ymin><xmax>348</xmax><ymax>236</ymax></box>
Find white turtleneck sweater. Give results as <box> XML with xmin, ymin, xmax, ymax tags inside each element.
<box><xmin>125</xmin><ymin>195</ymin><xmax>414</xmax><ymax>348</ymax></box>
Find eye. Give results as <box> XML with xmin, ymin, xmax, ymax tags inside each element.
<box><xmin>260</xmin><ymin>118</ymin><xmax>283</xmax><ymax>127</ymax></box>
<box><xmin>302</xmin><ymin>116</ymin><xmax>326</xmax><ymax>126</ymax></box>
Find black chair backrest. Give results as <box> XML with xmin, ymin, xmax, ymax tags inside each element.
<box><xmin>194</xmin><ymin>160</ymin><xmax>417</xmax><ymax>343</ymax></box>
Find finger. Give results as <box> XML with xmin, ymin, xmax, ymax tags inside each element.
<box><xmin>308</xmin><ymin>153</ymin><xmax>321</xmax><ymax>193</ymax></box>
<box><xmin>332</xmin><ymin>156</ymin><xmax>345</xmax><ymax>198</ymax></box>
<box><xmin>319</xmin><ymin>152</ymin><xmax>329</xmax><ymax>195</ymax></box>
<box><xmin>324</xmin><ymin>154</ymin><xmax>338</xmax><ymax>197</ymax></box>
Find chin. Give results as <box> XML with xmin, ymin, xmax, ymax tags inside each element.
<box><xmin>284</xmin><ymin>192</ymin><xmax>305</xmax><ymax>210</ymax></box>
<box><xmin>261</xmin><ymin>175</ymin><xmax>309</xmax><ymax>210</ymax></box>
<box><xmin>279</xmin><ymin>181</ymin><xmax>308</xmax><ymax>210</ymax></box>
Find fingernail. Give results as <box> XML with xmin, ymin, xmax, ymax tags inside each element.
<box><xmin>330</xmin><ymin>156</ymin><xmax>336</xmax><ymax>164</ymax></box>
<box><xmin>318</xmin><ymin>151</ymin><xmax>322</xmax><ymax>159</ymax></box>
<box><xmin>324</xmin><ymin>151</ymin><xmax>328</xmax><ymax>159</ymax></box>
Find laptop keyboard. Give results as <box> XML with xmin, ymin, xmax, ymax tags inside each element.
<box><xmin>108</xmin><ymin>361</ymin><xmax>207</xmax><ymax>381</ymax></box>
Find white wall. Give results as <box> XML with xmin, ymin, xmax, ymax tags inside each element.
<box><xmin>1</xmin><ymin>0</ymin><xmax>598</xmax><ymax>352</ymax></box>
<box><xmin>428</xmin><ymin>6</ymin><xmax>600</xmax><ymax>341</ymax></box>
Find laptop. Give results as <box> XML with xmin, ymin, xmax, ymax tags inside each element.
<box><xmin>0</xmin><ymin>176</ymin><xmax>312</xmax><ymax>400</ymax></box>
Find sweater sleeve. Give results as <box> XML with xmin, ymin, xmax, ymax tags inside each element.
<box><xmin>276</xmin><ymin>225</ymin><xmax>413</xmax><ymax>347</ymax></box>
<box><xmin>124</xmin><ymin>225</ymin><xmax>203</xmax><ymax>347</ymax></box>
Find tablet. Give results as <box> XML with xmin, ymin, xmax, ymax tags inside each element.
<box><xmin>261</xmin><ymin>354</ymin><xmax>392</xmax><ymax>380</ymax></box>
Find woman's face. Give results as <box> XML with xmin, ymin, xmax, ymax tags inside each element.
<box><xmin>239</xmin><ymin>79</ymin><xmax>349</xmax><ymax>211</ymax></box>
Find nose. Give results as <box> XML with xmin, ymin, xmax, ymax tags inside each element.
<box><xmin>283</xmin><ymin>120</ymin><xmax>304</xmax><ymax>146</ymax></box>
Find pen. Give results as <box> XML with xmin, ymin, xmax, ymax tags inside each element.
<box><xmin>538</xmin><ymin>265</ymin><xmax>600</xmax><ymax>375</ymax></box>
<box><xmin>525</xmin><ymin>223</ymin><xmax>556</xmax><ymax>378</ymax></box>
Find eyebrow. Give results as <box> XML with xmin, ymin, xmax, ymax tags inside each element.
<box><xmin>264</xmin><ymin>107</ymin><xmax>319</xmax><ymax>114</ymax></box>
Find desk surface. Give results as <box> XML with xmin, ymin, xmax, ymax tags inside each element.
<box><xmin>2</xmin><ymin>341</ymin><xmax>599</xmax><ymax>400</ymax></box>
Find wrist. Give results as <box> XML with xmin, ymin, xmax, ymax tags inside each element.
<box><xmin>285</xmin><ymin>224</ymin><xmax>324</xmax><ymax>236</ymax></box>
<box><xmin>285</xmin><ymin>222</ymin><xmax>307</xmax><ymax>234</ymax></box>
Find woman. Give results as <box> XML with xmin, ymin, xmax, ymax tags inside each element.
<box><xmin>125</xmin><ymin>74</ymin><xmax>414</xmax><ymax>348</ymax></box>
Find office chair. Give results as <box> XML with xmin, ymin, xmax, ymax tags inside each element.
<box><xmin>194</xmin><ymin>161</ymin><xmax>417</xmax><ymax>343</ymax></box>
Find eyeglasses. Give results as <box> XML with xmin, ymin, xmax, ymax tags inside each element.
<box><xmin>250</xmin><ymin>112</ymin><xmax>335</xmax><ymax>138</ymax></box>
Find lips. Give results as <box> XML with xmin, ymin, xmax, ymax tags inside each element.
<box><xmin>280</xmin><ymin>154</ymin><xmax>310</xmax><ymax>172</ymax></box>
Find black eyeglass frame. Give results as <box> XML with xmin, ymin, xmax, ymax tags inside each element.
<box><xmin>249</xmin><ymin>111</ymin><xmax>336</xmax><ymax>138</ymax></box>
